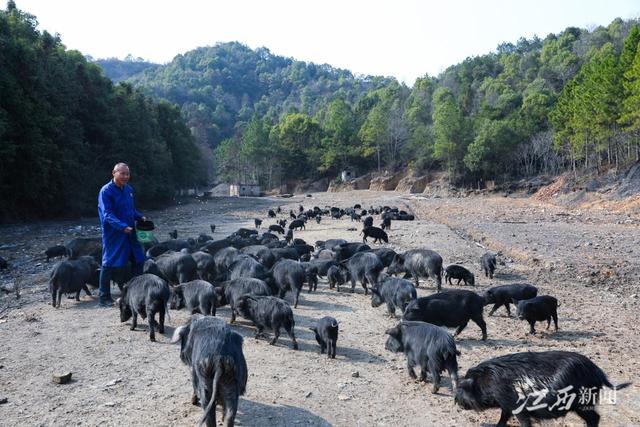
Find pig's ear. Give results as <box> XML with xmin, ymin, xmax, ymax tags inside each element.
<box><xmin>170</xmin><ymin>325</ymin><xmax>184</xmax><ymax>343</ymax></box>
<box><xmin>458</xmin><ymin>378</ymin><xmax>474</xmax><ymax>390</ymax></box>
<box><xmin>171</xmin><ymin>324</ymin><xmax>190</xmax><ymax>344</ymax></box>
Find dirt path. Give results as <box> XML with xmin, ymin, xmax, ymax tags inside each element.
<box><xmin>0</xmin><ymin>191</ymin><xmax>638</xmax><ymax>426</ymax></box>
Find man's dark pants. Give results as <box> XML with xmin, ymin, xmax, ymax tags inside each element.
<box><xmin>99</xmin><ymin>257</ymin><xmax>143</xmax><ymax>304</ymax></box>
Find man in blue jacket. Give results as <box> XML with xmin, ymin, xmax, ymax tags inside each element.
<box><xmin>97</xmin><ymin>163</ymin><xmax>146</xmax><ymax>307</ymax></box>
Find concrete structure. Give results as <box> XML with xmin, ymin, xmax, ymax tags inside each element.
<box><xmin>341</xmin><ymin>168</ymin><xmax>356</xmax><ymax>182</ymax></box>
<box><xmin>230</xmin><ymin>184</ymin><xmax>261</xmax><ymax>197</ymax></box>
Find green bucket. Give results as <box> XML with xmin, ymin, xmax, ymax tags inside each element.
<box><xmin>135</xmin><ymin>220</ymin><xmax>155</xmax><ymax>244</ymax></box>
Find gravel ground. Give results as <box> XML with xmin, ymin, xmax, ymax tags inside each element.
<box><xmin>0</xmin><ymin>190</ymin><xmax>638</xmax><ymax>426</ymax></box>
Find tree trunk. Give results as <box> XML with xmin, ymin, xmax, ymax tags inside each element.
<box><xmin>585</xmin><ymin>141</ymin><xmax>588</xmax><ymax>170</ymax></box>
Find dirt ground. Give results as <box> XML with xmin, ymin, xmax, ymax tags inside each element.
<box><xmin>0</xmin><ymin>190</ymin><xmax>638</xmax><ymax>426</ymax></box>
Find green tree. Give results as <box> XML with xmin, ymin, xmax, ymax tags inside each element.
<box><xmin>519</xmin><ymin>79</ymin><xmax>555</xmax><ymax>134</ymax></box>
<box><xmin>0</xmin><ymin>3</ymin><xmax>205</xmax><ymax>220</ymax></box>
<box><xmin>404</xmin><ymin>76</ymin><xmax>437</xmax><ymax>169</ymax></box>
<box><xmin>464</xmin><ymin>119</ymin><xmax>522</xmax><ymax>178</ymax></box>
<box><xmin>277</xmin><ymin>113</ymin><xmax>321</xmax><ymax>181</ymax></box>
<box><xmin>214</xmin><ymin>137</ymin><xmax>242</xmax><ymax>183</ymax></box>
<box><xmin>319</xmin><ymin>99</ymin><xmax>357</xmax><ymax>172</ymax></box>
<box><xmin>432</xmin><ymin>87</ymin><xmax>469</xmax><ymax>180</ymax></box>
<box><xmin>539</xmin><ymin>28</ymin><xmax>582</xmax><ymax>90</ymax></box>
<box><xmin>241</xmin><ymin>116</ymin><xmax>279</xmax><ymax>186</ymax></box>
<box><xmin>157</xmin><ymin>100</ymin><xmax>206</xmax><ymax>189</ymax></box>
<box><xmin>619</xmin><ymin>25</ymin><xmax>640</xmax><ymax>71</ymax></box>
<box><xmin>551</xmin><ymin>42</ymin><xmax>622</xmax><ymax>168</ymax></box>
<box><xmin>358</xmin><ymin>104</ymin><xmax>387</xmax><ymax>172</ymax></box>
<box><xmin>619</xmin><ymin>25</ymin><xmax>640</xmax><ymax>133</ymax></box>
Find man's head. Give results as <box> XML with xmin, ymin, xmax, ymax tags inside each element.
<box><xmin>112</xmin><ymin>163</ymin><xmax>130</xmax><ymax>188</ymax></box>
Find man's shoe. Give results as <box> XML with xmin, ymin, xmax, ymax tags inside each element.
<box><xmin>98</xmin><ymin>300</ymin><xmax>113</xmax><ymax>308</ymax></box>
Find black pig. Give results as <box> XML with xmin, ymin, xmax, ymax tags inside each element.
<box><xmin>271</xmin><ymin>259</ymin><xmax>305</xmax><ymax>308</ymax></box>
<box><xmin>339</xmin><ymin>251</ymin><xmax>383</xmax><ymax>295</ymax></box>
<box><xmin>388</xmin><ymin>249</ymin><xmax>443</xmax><ymax>291</ymax></box>
<box><xmin>49</xmin><ymin>256</ymin><xmax>98</xmax><ymax>308</ymax></box>
<box><xmin>372</xmin><ymin>248</ymin><xmax>397</xmax><ymax>268</ymax></box>
<box><xmin>217</xmin><ymin>278</ymin><xmax>272</xmax><ymax>323</ymax></box>
<box><xmin>403</xmin><ymin>290</ymin><xmax>487</xmax><ymax>340</ymax></box>
<box><xmin>385</xmin><ymin>321</ymin><xmax>460</xmax><ymax>393</ymax></box>
<box><xmin>481</xmin><ymin>252</ymin><xmax>497</xmax><ymax>279</ymax></box>
<box><xmin>370</xmin><ymin>276</ymin><xmax>417</xmax><ymax>317</ymax></box>
<box><xmin>381</xmin><ymin>217</ymin><xmax>391</xmax><ymax>230</ymax></box>
<box><xmin>171</xmin><ymin>315</ymin><xmax>247</xmax><ymax>427</ymax></box>
<box><xmin>169</xmin><ymin>280</ymin><xmax>217</xmax><ymax>316</ymax></box>
<box><xmin>444</xmin><ymin>264</ymin><xmax>475</xmax><ymax>286</ymax></box>
<box><xmin>235</xmin><ymin>295</ymin><xmax>298</xmax><ymax>349</ymax></box>
<box><xmin>119</xmin><ymin>274</ymin><xmax>171</xmax><ymax>342</ymax></box>
<box><xmin>327</xmin><ymin>265</ymin><xmax>350</xmax><ymax>291</ymax></box>
<box><xmin>269</xmin><ymin>224</ymin><xmax>285</xmax><ymax>235</ymax></box>
<box><xmin>310</xmin><ymin>316</ymin><xmax>339</xmax><ymax>358</ymax></box>
<box><xmin>289</xmin><ymin>219</ymin><xmax>306</xmax><ymax>231</ymax></box>
<box><xmin>484</xmin><ymin>284</ymin><xmax>538</xmax><ymax>317</ymax></box>
<box><xmin>455</xmin><ymin>351</ymin><xmax>631</xmax><ymax>427</ymax></box>
<box><xmin>45</xmin><ymin>245</ymin><xmax>68</xmax><ymax>261</ymax></box>
<box><xmin>153</xmin><ymin>251</ymin><xmax>198</xmax><ymax>284</ymax></box>
<box><xmin>361</xmin><ymin>226</ymin><xmax>388</xmax><ymax>244</ymax></box>
<box><xmin>514</xmin><ymin>295</ymin><xmax>559</xmax><ymax>334</ymax></box>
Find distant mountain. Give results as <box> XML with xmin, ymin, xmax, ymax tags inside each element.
<box><xmin>97</xmin><ymin>21</ymin><xmax>640</xmax><ymax>193</ymax></box>
<box><xmin>127</xmin><ymin>41</ymin><xmax>396</xmax><ymax>148</ymax></box>
<box><xmin>93</xmin><ymin>55</ymin><xmax>160</xmax><ymax>82</ymax></box>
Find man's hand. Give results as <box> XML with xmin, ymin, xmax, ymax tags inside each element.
<box><xmin>124</xmin><ymin>226</ymin><xmax>133</xmax><ymax>234</ymax></box>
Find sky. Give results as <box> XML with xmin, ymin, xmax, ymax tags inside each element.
<box><xmin>9</xmin><ymin>0</ymin><xmax>640</xmax><ymax>85</ymax></box>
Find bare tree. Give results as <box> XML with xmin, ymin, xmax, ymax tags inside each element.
<box><xmin>386</xmin><ymin>100</ymin><xmax>408</xmax><ymax>168</ymax></box>
<box><xmin>516</xmin><ymin>130</ymin><xmax>565</xmax><ymax>176</ymax></box>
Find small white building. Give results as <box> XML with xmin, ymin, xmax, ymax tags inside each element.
<box><xmin>341</xmin><ymin>168</ymin><xmax>356</xmax><ymax>182</ymax></box>
<box><xmin>230</xmin><ymin>184</ymin><xmax>261</xmax><ymax>197</ymax></box>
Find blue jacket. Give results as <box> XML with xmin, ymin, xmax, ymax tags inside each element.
<box><xmin>98</xmin><ymin>180</ymin><xmax>145</xmax><ymax>267</ymax></box>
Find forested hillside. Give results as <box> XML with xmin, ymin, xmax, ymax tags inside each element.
<box><xmin>93</xmin><ymin>55</ymin><xmax>159</xmax><ymax>83</ymax></box>
<box><xmin>129</xmin><ymin>19</ymin><xmax>640</xmax><ymax>190</ymax></box>
<box><xmin>4</xmin><ymin>1</ymin><xmax>640</xmax><ymax>222</ymax></box>
<box><xmin>128</xmin><ymin>42</ymin><xmax>398</xmax><ymax>186</ymax></box>
<box><xmin>0</xmin><ymin>2</ymin><xmax>206</xmax><ymax>221</ymax></box>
